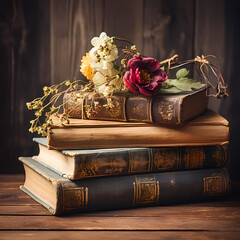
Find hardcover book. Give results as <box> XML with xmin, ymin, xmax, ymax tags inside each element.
<box><xmin>47</xmin><ymin>110</ymin><xmax>229</xmax><ymax>150</ymax></box>
<box><xmin>19</xmin><ymin>157</ymin><xmax>230</xmax><ymax>215</ymax></box>
<box><xmin>34</xmin><ymin>138</ymin><xmax>228</xmax><ymax>180</ymax></box>
<box><xmin>63</xmin><ymin>88</ymin><xmax>208</xmax><ymax>125</ymax></box>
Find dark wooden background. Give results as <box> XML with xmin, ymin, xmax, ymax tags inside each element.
<box><xmin>1</xmin><ymin>0</ymin><xmax>240</xmax><ymax>180</ymax></box>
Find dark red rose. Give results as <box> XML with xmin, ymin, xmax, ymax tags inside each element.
<box><xmin>123</xmin><ymin>56</ymin><xmax>168</xmax><ymax>96</ymax></box>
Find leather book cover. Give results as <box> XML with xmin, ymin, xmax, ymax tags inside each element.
<box><xmin>34</xmin><ymin>138</ymin><xmax>228</xmax><ymax>180</ymax></box>
<box><xmin>20</xmin><ymin>157</ymin><xmax>231</xmax><ymax>215</ymax></box>
<box><xmin>63</xmin><ymin>88</ymin><xmax>208</xmax><ymax>124</ymax></box>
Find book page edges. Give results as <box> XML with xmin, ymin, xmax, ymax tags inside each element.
<box><xmin>35</xmin><ymin>144</ymin><xmax>75</xmax><ymax>177</ymax></box>
<box><xmin>19</xmin><ymin>157</ymin><xmax>65</xmax><ymax>215</ymax></box>
<box><xmin>20</xmin><ymin>185</ymin><xmax>56</xmax><ymax>214</ymax></box>
<box><xmin>49</xmin><ymin>110</ymin><xmax>228</xmax><ymax>129</ymax></box>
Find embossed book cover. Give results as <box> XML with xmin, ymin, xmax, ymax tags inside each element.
<box><xmin>34</xmin><ymin>137</ymin><xmax>228</xmax><ymax>180</ymax></box>
<box><xmin>63</xmin><ymin>87</ymin><xmax>208</xmax><ymax>125</ymax></box>
<box><xmin>19</xmin><ymin>157</ymin><xmax>230</xmax><ymax>215</ymax></box>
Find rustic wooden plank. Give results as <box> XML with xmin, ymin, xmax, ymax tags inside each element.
<box><xmin>0</xmin><ymin>0</ymin><xmax>50</xmax><ymax>174</ymax></box>
<box><xmin>0</xmin><ymin>188</ymin><xmax>38</xmax><ymax>206</ymax></box>
<box><xmin>50</xmin><ymin>0</ymin><xmax>105</xmax><ymax>84</ymax></box>
<box><xmin>142</xmin><ymin>0</ymin><xmax>194</xmax><ymax>61</ymax></box>
<box><xmin>223</xmin><ymin>1</ymin><xmax>240</xmax><ymax>182</ymax></box>
<box><xmin>0</xmin><ymin>183</ymin><xmax>23</xmax><ymax>188</ymax></box>
<box><xmin>0</xmin><ymin>231</ymin><xmax>239</xmax><ymax>240</ymax></box>
<box><xmin>0</xmin><ymin>205</ymin><xmax>50</xmax><ymax>216</ymax></box>
<box><xmin>0</xmin><ymin>175</ymin><xmax>24</xmax><ymax>182</ymax></box>
<box><xmin>194</xmin><ymin>0</ymin><xmax>226</xmax><ymax>112</ymax></box>
<box><xmin>104</xmin><ymin>0</ymin><xmax>143</xmax><ymax>51</ymax></box>
<box><xmin>1</xmin><ymin>202</ymin><xmax>240</xmax><ymax>217</ymax></box>
<box><xmin>0</xmin><ymin>215</ymin><xmax>239</xmax><ymax>231</ymax></box>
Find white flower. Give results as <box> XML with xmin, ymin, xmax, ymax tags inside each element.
<box><xmin>90</xmin><ymin>32</ymin><xmax>118</xmax><ymax>70</ymax></box>
<box><xmin>91</xmin><ymin>32</ymin><xmax>110</xmax><ymax>47</ymax></box>
<box><xmin>92</xmin><ymin>63</ymin><xmax>122</xmax><ymax>96</ymax></box>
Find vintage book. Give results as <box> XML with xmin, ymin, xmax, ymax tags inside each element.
<box><xmin>34</xmin><ymin>138</ymin><xmax>228</xmax><ymax>180</ymax></box>
<box><xmin>63</xmin><ymin>88</ymin><xmax>208</xmax><ymax>125</ymax></box>
<box><xmin>19</xmin><ymin>157</ymin><xmax>230</xmax><ymax>215</ymax></box>
<box><xmin>47</xmin><ymin>110</ymin><xmax>229</xmax><ymax>150</ymax></box>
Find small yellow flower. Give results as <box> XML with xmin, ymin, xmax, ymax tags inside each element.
<box><xmin>43</xmin><ymin>86</ymin><xmax>50</xmax><ymax>95</ymax></box>
<box><xmin>29</xmin><ymin>127</ymin><xmax>34</xmax><ymax>133</ymax></box>
<box><xmin>65</xmin><ymin>80</ymin><xmax>71</xmax><ymax>86</ymax></box>
<box><xmin>50</xmin><ymin>106</ymin><xmax>56</xmax><ymax>111</ymax></box>
<box><xmin>121</xmin><ymin>59</ymin><xmax>127</xmax><ymax>67</ymax></box>
<box><xmin>26</xmin><ymin>102</ymin><xmax>32</xmax><ymax>110</ymax></box>
<box><xmin>131</xmin><ymin>45</ymin><xmax>136</xmax><ymax>51</ymax></box>
<box><xmin>35</xmin><ymin>109</ymin><xmax>43</xmax><ymax>117</ymax></box>
<box><xmin>37</xmin><ymin>127</ymin><xmax>42</xmax><ymax>135</ymax></box>
<box><xmin>42</xmin><ymin>132</ymin><xmax>47</xmax><ymax>137</ymax></box>
<box><xmin>80</xmin><ymin>52</ymin><xmax>94</xmax><ymax>80</ymax></box>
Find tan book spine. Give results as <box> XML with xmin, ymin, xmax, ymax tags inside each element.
<box><xmin>47</xmin><ymin>110</ymin><xmax>229</xmax><ymax>150</ymax></box>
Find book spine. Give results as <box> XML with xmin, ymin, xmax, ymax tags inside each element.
<box><xmin>57</xmin><ymin>168</ymin><xmax>230</xmax><ymax>215</ymax></box>
<box><xmin>72</xmin><ymin>144</ymin><xmax>228</xmax><ymax>180</ymax></box>
<box><xmin>63</xmin><ymin>93</ymin><xmax>182</xmax><ymax>124</ymax></box>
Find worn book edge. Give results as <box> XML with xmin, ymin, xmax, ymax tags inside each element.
<box><xmin>33</xmin><ymin>138</ymin><xmax>229</xmax><ymax>180</ymax></box>
<box><xmin>19</xmin><ymin>156</ymin><xmax>231</xmax><ymax>215</ymax></box>
<box><xmin>49</xmin><ymin>110</ymin><xmax>229</xmax><ymax>129</ymax></box>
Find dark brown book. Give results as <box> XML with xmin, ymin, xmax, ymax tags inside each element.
<box><xmin>63</xmin><ymin>88</ymin><xmax>208</xmax><ymax>125</ymax></box>
<box><xmin>47</xmin><ymin>110</ymin><xmax>229</xmax><ymax>150</ymax></box>
<box><xmin>34</xmin><ymin>138</ymin><xmax>228</xmax><ymax>180</ymax></box>
<box><xmin>19</xmin><ymin>157</ymin><xmax>230</xmax><ymax>215</ymax></box>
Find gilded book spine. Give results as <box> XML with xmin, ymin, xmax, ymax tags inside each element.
<box><xmin>63</xmin><ymin>89</ymin><xmax>208</xmax><ymax>124</ymax></box>
<box><xmin>56</xmin><ymin>168</ymin><xmax>230</xmax><ymax>215</ymax></box>
<box><xmin>72</xmin><ymin>144</ymin><xmax>228</xmax><ymax>180</ymax></box>
<box><xmin>19</xmin><ymin>157</ymin><xmax>230</xmax><ymax>215</ymax></box>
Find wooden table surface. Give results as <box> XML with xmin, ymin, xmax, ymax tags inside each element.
<box><xmin>0</xmin><ymin>175</ymin><xmax>240</xmax><ymax>240</ymax></box>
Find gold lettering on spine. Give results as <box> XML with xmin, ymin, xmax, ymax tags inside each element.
<box><xmin>184</xmin><ymin>146</ymin><xmax>205</xmax><ymax>169</ymax></box>
<box><xmin>132</xmin><ymin>104</ymin><xmax>144</xmax><ymax>118</ymax></box>
<box><xmin>153</xmin><ymin>148</ymin><xmax>177</xmax><ymax>170</ymax></box>
<box><xmin>158</xmin><ymin>100</ymin><xmax>175</xmax><ymax>121</ymax></box>
<box><xmin>133</xmin><ymin>176</ymin><xmax>159</xmax><ymax>206</ymax></box>
<box><xmin>128</xmin><ymin>149</ymin><xmax>152</xmax><ymax>173</ymax></box>
<box><xmin>133</xmin><ymin>182</ymin><xmax>136</xmax><ymax>206</ymax></box>
<box><xmin>85</xmin><ymin>187</ymin><xmax>88</xmax><ymax>207</ymax></box>
<box><xmin>212</xmin><ymin>145</ymin><xmax>228</xmax><ymax>167</ymax></box>
<box><xmin>204</xmin><ymin>175</ymin><xmax>227</xmax><ymax>196</ymax></box>
<box><xmin>156</xmin><ymin>181</ymin><xmax>160</xmax><ymax>202</ymax></box>
<box><xmin>63</xmin><ymin>186</ymin><xmax>88</xmax><ymax>211</ymax></box>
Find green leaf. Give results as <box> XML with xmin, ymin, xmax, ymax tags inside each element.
<box><xmin>159</xmin><ymin>68</ymin><xmax>206</xmax><ymax>94</ymax></box>
<box><xmin>166</xmin><ymin>78</ymin><xmax>206</xmax><ymax>92</ymax></box>
<box><xmin>176</xmin><ymin>68</ymin><xmax>189</xmax><ymax>79</ymax></box>
<box><xmin>160</xmin><ymin>86</ymin><xmax>183</xmax><ymax>94</ymax></box>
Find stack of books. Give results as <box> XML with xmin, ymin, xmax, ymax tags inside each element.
<box><xmin>19</xmin><ymin>89</ymin><xmax>230</xmax><ymax>215</ymax></box>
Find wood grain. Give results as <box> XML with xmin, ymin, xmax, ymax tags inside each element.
<box><xmin>1</xmin><ymin>203</ymin><xmax>240</xmax><ymax>217</ymax></box>
<box><xmin>0</xmin><ymin>0</ymin><xmax>240</xmax><ymax>181</ymax></box>
<box><xmin>0</xmin><ymin>175</ymin><xmax>239</xmax><ymax>239</ymax></box>
<box><xmin>0</xmin><ymin>231</ymin><xmax>239</xmax><ymax>240</ymax></box>
<box><xmin>0</xmin><ymin>0</ymin><xmax>50</xmax><ymax>174</ymax></box>
<box><xmin>50</xmin><ymin>0</ymin><xmax>105</xmax><ymax>84</ymax></box>
<box><xmin>194</xmin><ymin>0</ymin><xmax>226</xmax><ymax>112</ymax></box>
<box><xmin>0</xmin><ymin>215</ymin><xmax>239</xmax><ymax>231</ymax></box>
